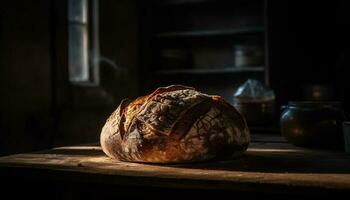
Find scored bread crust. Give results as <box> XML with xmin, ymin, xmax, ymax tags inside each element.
<box><xmin>100</xmin><ymin>85</ymin><xmax>250</xmax><ymax>163</ymax></box>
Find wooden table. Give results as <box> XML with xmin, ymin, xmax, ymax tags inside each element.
<box><xmin>1</xmin><ymin>138</ymin><xmax>350</xmax><ymax>198</ymax></box>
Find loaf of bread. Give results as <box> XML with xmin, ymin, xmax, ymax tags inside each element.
<box><xmin>100</xmin><ymin>85</ymin><xmax>250</xmax><ymax>163</ymax></box>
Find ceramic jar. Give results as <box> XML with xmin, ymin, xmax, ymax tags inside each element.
<box><xmin>280</xmin><ymin>101</ymin><xmax>345</xmax><ymax>149</ymax></box>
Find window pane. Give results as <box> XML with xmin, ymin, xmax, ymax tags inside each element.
<box><xmin>68</xmin><ymin>24</ymin><xmax>89</xmax><ymax>82</ymax></box>
<box><xmin>68</xmin><ymin>0</ymin><xmax>88</xmax><ymax>23</ymax></box>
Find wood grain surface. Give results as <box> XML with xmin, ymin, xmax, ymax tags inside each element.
<box><xmin>1</xmin><ymin>141</ymin><xmax>350</xmax><ymax>193</ymax></box>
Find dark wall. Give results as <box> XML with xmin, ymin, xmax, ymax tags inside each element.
<box><xmin>267</xmin><ymin>0</ymin><xmax>348</xmax><ymax>110</ymax></box>
<box><xmin>0</xmin><ymin>0</ymin><xmax>140</xmax><ymax>155</ymax></box>
<box><xmin>0</xmin><ymin>0</ymin><xmax>53</xmax><ymax>155</ymax></box>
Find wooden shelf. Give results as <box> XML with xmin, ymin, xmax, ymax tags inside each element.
<box><xmin>155</xmin><ymin>67</ymin><xmax>264</xmax><ymax>75</ymax></box>
<box><xmin>154</xmin><ymin>27</ymin><xmax>264</xmax><ymax>38</ymax></box>
<box><xmin>153</xmin><ymin>0</ymin><xmax>246</xmax><ymax>6</ymax></box>
<box><xmin>141</xmin><ymin>0</ymin><xmax>267</xmax><ymax>93</ymax></box>
<box><xmin>153</xmin><ymin>0</ymin><xmax>216</xmax><ymax>6</ymax></box>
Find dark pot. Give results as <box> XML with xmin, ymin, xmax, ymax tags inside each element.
<box><xmin>280</xmin><ymin>101</ymin><xmax>345</xmax><ymax>149</ymax></box>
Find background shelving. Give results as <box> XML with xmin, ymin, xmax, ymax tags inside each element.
<box><xmin>155</xmin><ymin>66</ymin><xmax>265</xmax><ymax>75</ymax></box>
<box><xmin>140</xmin><ymin>0</ymin><xmax>268</xmax><ymax>102</ymax></box>
<box><xmin>154</xmin><ymin>27</ymin><xmax>265</xmax><ymax>38</ymax></box>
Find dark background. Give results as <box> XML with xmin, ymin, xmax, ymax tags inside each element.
<box><xmin>0</xmin><ymin>0</ymin><xmax>348</xmax><ymax>156</ymax></box>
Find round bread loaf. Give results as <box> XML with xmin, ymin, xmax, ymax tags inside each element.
<box><xmin>100</xmin><ymin>85</ymin><xmax>250</xmax><ymax>163</ymax></box>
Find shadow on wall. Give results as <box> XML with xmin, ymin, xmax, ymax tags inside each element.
<box><xmin>0</xmin><ymin>0</ymin><xmax>140</xmax><ymax>156</ymax></box>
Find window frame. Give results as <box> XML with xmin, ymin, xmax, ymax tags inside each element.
<box><xmin>68</xmin><ymin>0</ymin><xmax>100</xmax><ymax>86</ymax></box>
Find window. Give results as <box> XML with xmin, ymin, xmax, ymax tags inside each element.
<box><xmin>68</xmin><ymin>0</ymin><xmax>99</xmax><ymax>85</ymax></box>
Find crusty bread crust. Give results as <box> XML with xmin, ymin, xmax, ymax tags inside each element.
<box><xmin>100</xmin><ymin>85</ymin><xmax>250</xmax><ymax>163</ymax></box>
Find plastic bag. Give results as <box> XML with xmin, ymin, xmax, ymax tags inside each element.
<box><xmin>233</xmin><ymin>79</ymin><xmax>275</xmax><ymax>126</ymax></box>
<box><xmin>233</xmin><ymin>79</ymin><xmax>275</xmax><ymax>103</ymax></box>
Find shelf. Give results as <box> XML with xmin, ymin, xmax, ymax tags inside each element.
<box><xmin>153</xmin><ymin>0</ymin><xmax>247</xmax><ymax>6</ymax></box>
<box><xmin>154</xmin><ymin>27</ymin><xmax>264</xmax><ymax>38</ymax></box>
<box><xmin>155</xmin><ymin>67</ymin><xmax>264</xmax><ymax>75</ymax></box>
<box><xmin>153</xmin><ymin>0</ymin><xmax>216</xmax><ymax>6</ymax></box>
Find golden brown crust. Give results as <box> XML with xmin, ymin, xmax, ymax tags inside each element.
<box><xmin>100</xmin><ymin>85</ymin><xmax>250</xmax><ymax>163</ymax></box>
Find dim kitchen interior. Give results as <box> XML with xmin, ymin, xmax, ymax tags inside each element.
<box><xmin>0</xmin><ymin>0</ymin><xmax>349</xmax><ymax>198</ymax></box>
